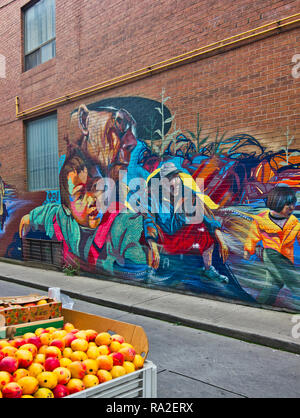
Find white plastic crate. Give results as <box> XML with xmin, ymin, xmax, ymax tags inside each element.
<box><xmin>66</xmin><ymin>361</ymin><xmax>157</xmax><ymax>398</ymax></box>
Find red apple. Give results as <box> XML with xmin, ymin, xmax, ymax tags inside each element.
<box><xmin>44</xmin><ymin>357</ymin><xmax>60</xmax><ymax>372</ymax></box>
<box><xmin>0</xmin><ymin>351</ymin><xmax>4</xmax><ymax>362</ymax></box>
<box><xmin>0</xmin><ymin>356</ymin><xmax>19</xmax><ymax>374</ymax></box>
<box><xmin>109</xmin><ymin>352</ymin><xmax>124</xmax><ymax>366</ymax></box>
<box><xmin>53</xmin><ymin>384</ymin><xmax>70</xmax><ymax>398</ymax></box>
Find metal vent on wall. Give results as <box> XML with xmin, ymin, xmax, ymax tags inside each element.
<box><xmin>22</xmin><ymin>238</ymin><xmax>63</xmax><ymax>268</ymax></box>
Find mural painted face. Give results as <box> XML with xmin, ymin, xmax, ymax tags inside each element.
<box><xmin>68</xmin><ymin>167</ymin><xmax>101</xmax><ymax>229</ymax></box>
<box><xmin>278</xmin><ymin>203</ymin><xmax>296</xmax><ymax>218</ymax></box>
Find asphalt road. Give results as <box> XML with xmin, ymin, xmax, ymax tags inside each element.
<box><xmin>1</xmin><ymin>280</ymin><xmax>300</xmax><ymax>398</ymax></box>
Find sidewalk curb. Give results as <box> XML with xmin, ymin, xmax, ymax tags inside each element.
<box><xmin>1</xmin><ymin>274</ymin><xmax>300</xmax><ymax>355</ymax></box>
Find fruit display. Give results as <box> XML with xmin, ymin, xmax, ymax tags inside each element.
<box><xmin>0</xmin><ymin>295</ymin><xmax>62</xmax><ymax>326</ymax></box>
<box><xmin>0</xmin><ymin>323</ymin><xmax>145</xmax><ymax>398</ymax></box>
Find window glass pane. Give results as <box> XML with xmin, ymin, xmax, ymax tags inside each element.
<box><xmin>41</xmin><ymin>39</ymin><xmax>55</xmax><ymax>64</ymax></box>
<box><xmin>25</xmin><ymin>49</ymin><xmax>40</xmax><ymax>71</ymax></box>
<box><xmin>24</xmin><ymin>0</ymin><xmax>56</xmax><ymax>55</ymax></box>
<box><xmin>27</xmin><ymin>114</ymin><xmax>59</xmax><ymax>191</ymax></box>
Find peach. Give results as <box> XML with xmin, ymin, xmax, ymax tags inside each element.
<box><xmin>9</xmin><ymin>338</ymin><xmax>25</xmax><ymax>349</ymax></box>
<box><xmin>0</xmin><ymin>371</ymin><xmax>13</xmax><ymax>389</ymax></box>
<box><xmin>45</xmin><ymin>346</ymin><xmax>61</xmax><ymax>359</ymax></box>
<box><xmin>34</xmin><ymin>388</ymin><xmax>54</xmax><ymax>398</ymax></box>
<box><xmin>26</xmin><ymin>336</ymin><xmax>42</xmax><ymax>349</ymax></box>
<box><xmin>37</xmin><ymin>371</ymin><xmax>58</xmax><ymax>389</ymax></box>
<box><xmin>0</xmin><ymin>341</ymin><xmax>10</xmax><ymax>350</ymax></box>
<box><xmin>62</xmin><ymin>347</ymin><xmax>73</xmax><ymax>359</ymax></box>
<box><xmin>50</xmin><ymin>339</ymin><xmax>65</xmax><ymax>351</ymax></box>
<box><xmin>98</xmin><ymin>345</ymin><xmax>110</xmax><ymax>356</ymax></box>
<box><xmin>68</xmin><ymin>361</ymin><xmax>87</xmax><ymax>379</ymax></box>
<box><xmin>15</xmin><ymin>350</ymin><xmax>33</xmax><ymax>368</ymax></box>
<box><xmin>23</xmin><ymin>332</ymin><xmax>36</xmax><ymax>339</ymax></box>
<box><xmin>95</xmin><ymin>332</ymin><xmax>112</xmax><ymax>346</ymax></box>
<box><xmin>21</xmin><ymin>343</ymin><xmax>37</xmax><ymax>357</ymax></box>
<box><xmin>37</xmin><ymin>299</ymin><xmax>48</xmax><ymax>305</ymax></box>
<box><xmin>118</xmin><ymin>347</ymin><xmax>136</xmax><ymax>362</ymax></box>
<box><xmin>44</xmin><ymin>357</ymin><xmax>60</xmax><ymax>372</ymax></box>
<box><xmin>109</xmin><ymin>341</ymin><xmax>121</xmax><ymax>353</ymax></box>
<box><xmin>40</xmin><ymin>333</ymin><xmax>52</xmax><ymax>346</ymax></box>
<box><xmin>63</xmin><ymin>333</ymin><xmax>77</xmax><ymax>348</ymax></box>
<box><xmin>60</xmin><ymin>357</ymin><xmax>72</xmax><ymax>368</ymax></box>
<box><xmin>74</xmin><ymin>330</ymin><xmax>88</xmax><ymax>340</ymax></box>
<box><xmin>83</xmin><ymin>359</ymin><xmax>98</xmax><ymax>375</ymax></box>
<box><xmin>110</xmin><ymin>352</ymin><xmax>124</xmax><ymax>366</ymax></box>
<box><xmin>18</xmin><ymin>376</ymin><xmax>39</xmax><ymax>395</ymax></box>
<box><xmin>70</xmin><ymin>350</ymin><xmax>87</xmax><ymax>362</ymax></box>
<box><xmin>13</xmin><ymin>368</ymin><xmax>30</xmax><ymax>381</ymax></box>
<box><xmin>111</xmin><ymin>365</ymin><xmax>126</xmax><ymax>379</ymax></box>
<box><xmin>85</xmin><ymin>330</ymin><xmax>98</xmax><ymax>342</ymax></box>
<box><xmin>45</xmin><ymin>327</ymin><xmax>57</xmax><ymax>334</ymax></box>
<box><xmin>71</xmin><ymin>338</ymin><xmax>88</xmax><ymax>352</ymax></box>
<box><xmin>38</xmin><ymin>345</ymin><xmax>48</xmax><ymax>355</ymax></box>
<box><xmin>133</xmin><ymin>354</ymin><xmax>145</xmax><ymax>369</ymax></box>
<box><xmin>2</xmin><ymin>382</ymin><xmax>22</xmax><ymax>398</ymax></box>
<box><xmin>28</xmin><ymin>363</ymin><xmax>45</xmax><ymax>377</ymax></box>
<box><xmin>97</xmin><ymin>369</ymin><xmax>112</xmax><ymax>383</ymax></box>
<box><xmin>35</xmin><ymin>328</ymin><xmax>46</xmax><ymax>336</ymax></box>
<box><xmin>120</xmin><ymin>343</ymin><xmax>134</xmax><ymax>350</ymax></box>
<box><xmin>0</xmin><ymin>356</ymin><xmax>19</xmax><ymax>374</ymax></box>
<box><xmin>52</xmin><ymin>330</ymin><xmax>67</xmax><ymax>340</ymax></box>
<box><xmin>63</xmin><ymin>322</ymin><xmax>75</xmax><ymax>333</ymax></box>
<box><xmin>82</xmin><ymin>374</ymin><xmax>99</xmax><ymax>388</ymax></box>
<box><xmin>86</xmin><ymin>346</ymin><xmax>100</xmax><ymax>360</ymax></box>
<box><xmin>111</xmin><ymin>334</ymin><xmax>125</xmax><ymax>344</ymax></box>
<box><xmin>34</xmin><ymin>354</ymin><xmax>45</xmax><ymax>365</ymax></box>
<box><xmin>96</xmin><ymin>355</ymin><xmax>113</xmax><ymax>371</ymax></box>
<box><xmin>67</xmin><ymin>378</ymin><xmax>85</xmax><ymax>394</ymax></box>
<box><xmin>53</xmin><ymin>384</ymin><xmax>70</xmax><ymax>398</ymax></box>
<box><xmin>2</xmin><ymin>346</ymin><xmax>17</xmax><ymax>357</ymax></box>
<box><xmin>53</xmin><ymin>367</ymin><xmax>71</xmax><ymax>385</ymax></box>
<box><xmin>123</xmin><ymin>361</ymin><xmax>135</xmax><ymax>374</ymax></box>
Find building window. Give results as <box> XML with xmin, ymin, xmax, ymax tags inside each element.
<box><xmin>26</xmin><ymin>114</ymin><xmax>59</xmax><ymax>191</ymax></box>
<box><xmin>24</xmin><ymin>0</ymin><xmax>56</xmax><ymax>71</ymax></box>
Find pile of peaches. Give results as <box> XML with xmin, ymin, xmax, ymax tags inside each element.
<box><xmin>0</xmin><ymin>322</ymin><xmax>144</xmax><ymax>398</ymax></box>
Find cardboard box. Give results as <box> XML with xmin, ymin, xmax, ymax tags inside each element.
<box><xmin>0</xmin><ymin>294</ymin><xmax>62</xmax><ymax>326</ymax></box>
<box><xmin>62</xmin><ymin>308</ymin><xmax>149</xmax><ymax>357</ymax></box>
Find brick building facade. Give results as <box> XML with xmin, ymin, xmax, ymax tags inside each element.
<box><xmin>0</xmin><ymin>0</ymin><xmax>299</xmax><ymax>311</ymax></box>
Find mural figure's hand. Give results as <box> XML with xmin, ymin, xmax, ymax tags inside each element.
<box><xmin>215</xmin><ymin>229</ymin><xmax>229</xmax><ymax>263</ymax></box>
<box><xmin>19</xmin><ymin>215</ymin><xmax>31</xmax><ymax>238</ymax></box>
<box><xmin>147</xmin><ymin>240</ymin><xmax>160</xmax><ymax>270</ymax></box>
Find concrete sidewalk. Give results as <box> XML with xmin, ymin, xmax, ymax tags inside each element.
<box><xmin>0</xmin><ymin>260</ymin><xmax>300</xmax><ymax>355</ymax></box>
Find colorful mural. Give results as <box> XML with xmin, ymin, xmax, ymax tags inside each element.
<box><xmin>0</xmin><ymin>92</ymin><xmax>299</xmax><ymax>311</ymax></box>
